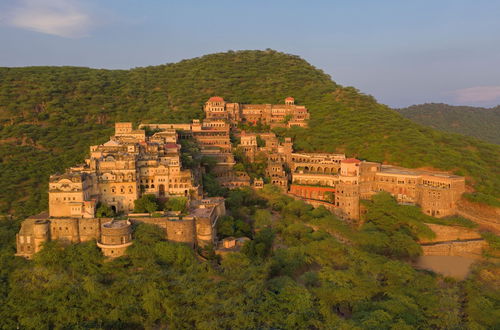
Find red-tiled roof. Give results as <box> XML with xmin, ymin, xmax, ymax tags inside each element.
<box><xmin>285</xmin><ymin>96</ymin><xmax>295</xmax><ymax>101</ymax></box>
<box><xmin>208</xmin><ymin>96</ymin><xmax>224</xmax><ymax>102</ymax></box>
<box><xmin>165</xmin><ymin>143</ymin><xmax>178</xmax><ymax>148</ymax></box>
<box><xmin>342</xmin><ymin>158</ymin><xmax>361</xmax><ymax>164</ymax></box>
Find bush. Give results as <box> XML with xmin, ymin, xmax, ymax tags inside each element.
<box><xmin>165</xmin><ymin>197</ymin><xmax>188</xmax><ymax>213</ymax></box>
<box><xmin>96</xmin><ymin>202</ymin><xmax>115</xmax><ymax>218</ymax></box>
<box><xmin>134</xmin><ymin>194</ymin><xmax>159</xmax><ymax>213</ymax></box>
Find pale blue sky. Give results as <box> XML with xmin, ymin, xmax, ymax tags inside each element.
<box><xmin>1</xmin><ymin>0</ymin><xmax>499</xmax><ymax>107</ymax></box>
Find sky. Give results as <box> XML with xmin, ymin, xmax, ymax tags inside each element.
<box><xmin>1</xmin><ymin>0</ymin><xmax>499</xmax><ymax>108</ymax></box>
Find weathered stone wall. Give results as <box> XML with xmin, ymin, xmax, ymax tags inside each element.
<box><xmin>165</xmin><ymin>219</ymin><xmax>196</xmax><ymax>246</ymax></box>
<box><xmin>78</xmin><ymin>217</ymin><xmax>102</xmax><ymax>242</ymax></box>
<box><xmin>419</xmin><ymin>223</ymin><xmax>487</xmax><ymax>258</ymax></box>
<box><xmin>50</xmin><ymin>218</ymin><xmax>80</xmax><ymax>243</ymax></box>
<box><xmin>286</xmin><ymin>192</ymin><xmax>336</xmax><ymax>212</ymax></box>
<box><xmin>419</xmin><ymin>223</ymin><xmax>482</xmax><ymax>244</ymax></box>
<box><xmin>421</xmin><ymin>240</ymin><xmax>486</xmax><ymax>259</ymax></box>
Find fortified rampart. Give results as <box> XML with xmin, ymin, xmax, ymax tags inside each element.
<box><xmin>419</xmin><ymin>223</ymin><xmax>482</xmax><ymax>244</ymax></box>
<box><xmin>420</xmin><ymin>240</ymin><xmax>486</xmax><ymax>259</ymax></box>
<box><xmin>166</xmin><ymin>217</ymin><xmax>196</xmax><ymax>246</ymax></box>
<box><xmin>17</xmin><ymin>96</ymin><xmax>484</xmax><ymax>260</ymax></box>
<box><xmin>286</xmin><ymin>192</ymin><xmax>336</xmax><ymax>212</ymax></box>
<box><xmin>419</xmin><ymin>223</ymin><xmax>487</xmax><ymax>258</ymax></box>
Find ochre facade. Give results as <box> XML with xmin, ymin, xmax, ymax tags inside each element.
<box><xmin>17</xmin><ymin>96</ymin><xmax>469</xmax><ymax>259</ymax></box>
<box><xmin>204</xmin><ymin>96</ymin><xmax>310</xmax><ymax>128</ymax></box>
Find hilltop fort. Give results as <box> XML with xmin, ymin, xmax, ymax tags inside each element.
<box><xmin>16</xmin><ymin>97</ymin><xmax>466</xmax><ymax>258</ymax></box>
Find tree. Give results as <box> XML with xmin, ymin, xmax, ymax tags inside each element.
<box><xmin>254</xmin><ymin>209</ymin><xmax>272</xmax><ymax>230</ymax></box>
<box><xmin>134</xmin><ymin>194</ymin><xmax>159</xmax><ymax>213</ymax></box>
<box><xmin>242</xmin><ymin>227</ymin><xmax>275</xmax><ymax>260</ymax></box>
<box><xmin>165</xmin><ymin>197</ymin><xmax>187</xmax><ymax>213</ymax></box>
<box><xmin>256</xmin><ymin>135</ymin><xmax>266</xmax><ymax>147</ymax></box>
<box><xmin>359</xmin><ymin>192</ymin><xmax>435</xmax><ymax>259</ymax></box>
<box><xmin>96</xmin><ymin>202</ymin><xmax>115</xmax><ymax>218</ymax></box>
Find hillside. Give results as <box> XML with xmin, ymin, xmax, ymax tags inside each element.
<box><xmin>1</xmin><ymin>50</ymin><xmax>499</xmax><ymax>217</ymax></box>
<box><xmin>396</xmin><ymin>103</ymin><xmax>500</xmax><ymax>145</ymax></box>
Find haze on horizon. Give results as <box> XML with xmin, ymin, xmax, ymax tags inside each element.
<box><xmin>1</xmin><ymin>0</ymin><xmax>499</xmax><ymax>108</ymax></box>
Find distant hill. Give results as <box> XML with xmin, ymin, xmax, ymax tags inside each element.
<box><xmin>396</xmin><ymin>103</ymin><xmax>500</xmax><ymax>145</ymax></box>
<box><xmin>0</xmin><ymin>50</ymin><xmax>499</xmax><ymax>216</ymax></box>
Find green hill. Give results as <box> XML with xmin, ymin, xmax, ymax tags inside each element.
<box><xmin>0</xmin><ymin>50</ymin><xmax>499</xmax><ymax>216</ymax></box>
<box><xmin>396</xmin><ymin>103</ymin><xmax>500</xmax><ymax>145</ymax></box>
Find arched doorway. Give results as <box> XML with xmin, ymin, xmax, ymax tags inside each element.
<box><xmin>159</xmin><ymin>184</ymin><xmax>165</xmax><ymax>197</ymax></box>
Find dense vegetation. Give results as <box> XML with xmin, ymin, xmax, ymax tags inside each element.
<box><xmin>397</xmin><ymin>103</ymin><xmax>500</xmax><ymax>145</ymax></box>
<box><xmin>0</xmin><ymin>187</ymin><xmax>498</xmax><ymax>328</ymax></box>
<box><xmin>1</xmin><ymin>50</ymin><xmax>499</xmax><ymax>217</ymax></box>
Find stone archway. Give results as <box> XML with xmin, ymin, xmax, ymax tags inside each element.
<box><xmin>159</xmin><ymin>184</ymin><xmax>165</xmax><ymax>197</ymax></box>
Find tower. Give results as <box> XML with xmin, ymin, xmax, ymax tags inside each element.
<box><xmin>97</xmin><ymin>220</ymin><xmax>133</xmax><ymax>257</ymax></box>
<box><xmin>204</xmin><ymin>96</ymin><xmax>228</xmax><ymax>120</ymax></box>
<box><xmin>336</xmin><ymin>158</ymin><xmax>361</xmax><ymax>221</ymax></box>
<box><xmin>33</xmin><ymin>220</ymin><xmax>51</xmax><ymax>254</ymax></box>
<box><xmin>285</xmin><ymin>97</ymin><xmax>295</xmax><ymax>106</ymax></box>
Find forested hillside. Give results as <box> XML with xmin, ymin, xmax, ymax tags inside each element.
<box><xmin>397</xmin><ymin>103</ymin><xmax>500</xmax><ymax>145</ymax></box>
<box><xmin>1</xmin><ymin>50</ymin><xmax>499</xmax><ymax>217</ymax></box>
<box><xmin>0</xmin><ymin>187</ymin><xmax>498</xmax><ymax>328</ymax></box>
<box><xmin>0</xmin><ymin>51</ymin><xmax>499</xmax><ymax>328</ymax></box>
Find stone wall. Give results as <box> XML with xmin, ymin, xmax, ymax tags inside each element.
<box><xmin>165</xmin><ymin>218</ymin><xmax>196</xmax><ymax>246</ymax></box>
<box><xmin>419</xmin><ymin>223</ymin><xmax>482</xmax><ymax>244</ymax></box>
<box><xmin>421</xmin><ymin>240</ymin><xmax>486</xmax><ymax>259</ymax></box>
<box><xmin>419</xmin><ymin>223</ymin><xmax>487</xmax><ymax>258</ymax></box>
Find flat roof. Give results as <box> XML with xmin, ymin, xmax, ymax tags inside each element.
<box><xmin>379</xmin><ymin>165</ymin><xmax>462</xmax><ymax>178</ymax></box>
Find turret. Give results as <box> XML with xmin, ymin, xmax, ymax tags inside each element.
<box><xmin>204</xmin><ymin>96</ymin><xmax>228</xmax><ymax>120</ymax></box>
<box><xmin>340</xmin><ymin>158</ymin><xmax>360</xmax><ymax>177</ymax></box>
<box><xmin>97</xmin><ymin>220</ymin><xmax>133</xmax><ymax>257</ymax></box>
<box><xmin>336</xmin><ymin>158</ymin><xmax>361</xmax><ymax>222</ymax></box>
<box><xmin>33</xmin><ymin>220</ymin><xmax>50</xmax><ymax>254</ymax></box>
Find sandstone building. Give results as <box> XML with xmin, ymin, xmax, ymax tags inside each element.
<box><xmin>17</xmin><ymin>95</ymin><xmax>467</xmax><ymax>259</ymax></box>
<box><xmin>17</xmin><ymin>121</ymin><xmax>226</xmax><ymax>258</ymax></box>
<box><xmin>289</xmin><ymin>157</ymin><xmax>466</xmax><ymax>221</ymax></box>
<box><xmin>204</xmin><ymin>96</ymin><xmax>310</xmax><ymax>128</ymax></box>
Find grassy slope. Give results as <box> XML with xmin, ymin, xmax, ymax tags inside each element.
<box><xmin>396</xmin><ymin>103</ymin><xmax>500</xmax><ymax>145</ymax></box>
<box><xmin>0</xmin><ymin>50</ymin><xmax>499</xmax><ymax>216</ymax></box>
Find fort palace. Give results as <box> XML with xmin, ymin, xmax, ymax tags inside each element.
<box><xmin>16</xmin><ymin>96</ymin><xmax>466</xmax><ymax>258</ymax></box>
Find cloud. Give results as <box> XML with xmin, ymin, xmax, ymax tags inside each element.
<box><xmin>4</xmin><ymin>0</ymin><xmax>92</xmax><ymax>38</ymax></box>
<box><xmin>452</xmin><ymin>86</ymin><xmax>500</xmax><ymax>103</ymax></box>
